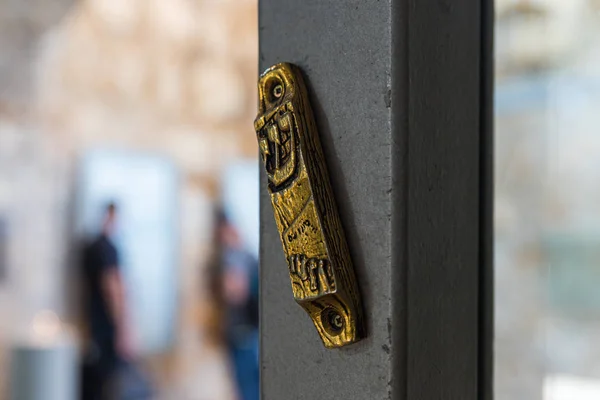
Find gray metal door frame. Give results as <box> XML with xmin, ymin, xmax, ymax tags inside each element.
<box><xmin>259</xmin><ymin>1</ymin><xmax>494</xmax><ymax>399</ymax></box>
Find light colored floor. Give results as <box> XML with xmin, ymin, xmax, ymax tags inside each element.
<box><xmin>158</xmin><ymin>347</ymin><xmax>236</xmax><ymax>400</ymax></box>
<box><xmin>151</xmin><ymin>331</ymin><xmax>237</xmax><ymax>400</ymax></box>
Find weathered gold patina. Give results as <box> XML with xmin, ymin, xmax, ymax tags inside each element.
<box><xmin>254</xmin><ymin>63</ymin><xmax>364</xmax><ymax>348</ymax></box>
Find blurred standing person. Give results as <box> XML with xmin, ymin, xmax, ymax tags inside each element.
<box><xmin>81</xmin><ymin>203</ymin><xmax>134</xmax><ymax>399</ymax></box>
<box><xmin>216</xmin><ymin>210</ymin><xmax>259</xmax><ymax>400</ymax></box>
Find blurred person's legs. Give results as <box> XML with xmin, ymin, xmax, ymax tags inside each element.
<box><xmin>82</xmin><ymin>331</ymin><xmax>153</xmax><ymax>400</ymax></box>
<box><xmin>82</xmin><ymin>332</ymin><xmax>120</xmax><ymax>400</ymax></box>
<box><xmin>229</xmin><ymin>330</ymin><xmax>259</xmax><ymax>400</ymax></box>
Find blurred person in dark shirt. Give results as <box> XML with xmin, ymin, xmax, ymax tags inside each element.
<box><xmin>81</xmin><ymin>203</ymin><xmax>134</xmax><ymax>399</ymax></box>
<box><xmin>216</xmin><ymin>210</ymin><xmax>259</xmax><ymax>400</ymax></box>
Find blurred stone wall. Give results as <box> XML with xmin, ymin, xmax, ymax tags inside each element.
<box><xmin>495</xmin><ymin>1</ymin><xmax>600</xmax><ymax>399</ymax></box>
<box><xmin>0</xmin><ymin>0</ymin><xmax>257</xmax><ymax>397</ymax></box>
<box><xmin>496</xmin><ymin>0</ymin><xmax>594</xmax><ymax>77</ymax></box>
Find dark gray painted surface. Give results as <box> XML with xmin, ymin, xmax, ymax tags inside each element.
<box><xmin>259</xmin><ymin>1</ymin><xmax>492</xmax><ymax>399</ymax></box>
<box><xmin>399</xmin><ymin>1</ymin><xmax>483</xmax><ymax>399</ymax></box>
<box><xmin>480</xmin><ymin>1</ymin><xmax>495</xmax><ymax>399</ymax></box>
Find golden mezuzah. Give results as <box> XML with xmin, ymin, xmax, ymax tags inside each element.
<box><xmin>254</xmin><ymin>63</ymin><xmax>365</xmax><ymax>348</ymax></box>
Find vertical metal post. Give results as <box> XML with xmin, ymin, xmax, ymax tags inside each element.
<box><xmin>259</xmin><ymin>1</ymin><xmax>493</xmax><ymax>398</ymax></box>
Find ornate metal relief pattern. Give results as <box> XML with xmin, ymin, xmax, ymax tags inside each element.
<box><xmin>254</xmin><ymin>62</ymin><xmax>364</xmax><ymax>348</ymax></box>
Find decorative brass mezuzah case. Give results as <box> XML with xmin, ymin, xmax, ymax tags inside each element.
<box><xmin>254</xmin><ymin>63</ymin><xmax>365</xmax><ymax>348</ymax></box>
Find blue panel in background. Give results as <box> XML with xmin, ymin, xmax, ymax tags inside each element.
<box><xmin>222</xmin><ymin>160</ymin><xmax>260</xmax><ymax>259</ymax></box>
<box><xmin>76</xmin><ymin>149</ymin><xmax>178</xmax><ymax>355</ymax></box>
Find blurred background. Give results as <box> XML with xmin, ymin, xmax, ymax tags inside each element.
<box><xmin>496</xmin><ymin>0</ymin><xmax>600</xmax><ymax>399</ymax></box>
<box><xmin>0</xmin><ymin>0</ymin><xmax>258</xmax><ymax>399</ymax></box>
<box><xmin>4</xmin><ymin>0</ymin><xmax>600</xmax><ymax>399</ymax></box>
